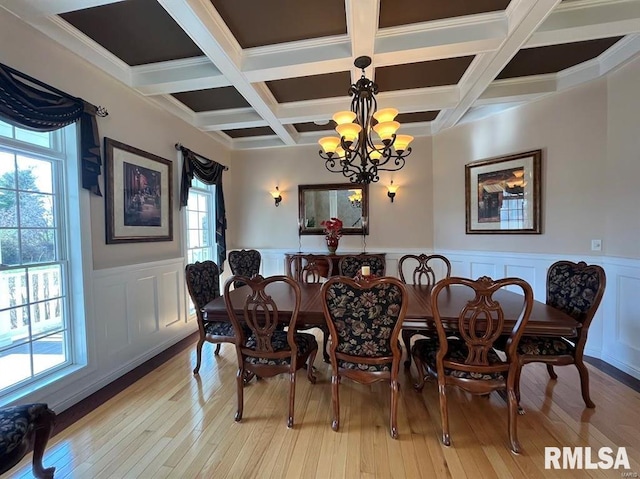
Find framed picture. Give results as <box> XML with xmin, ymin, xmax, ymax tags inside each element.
<box><xmin>465</xmin><ymin>149</ymin><xmax>541</xmax><ymax>234</ymax></box>
<box><xmin>104</xmin><ymin>137</ymin><xmax>173</xmax><ymax>243</ymax></box>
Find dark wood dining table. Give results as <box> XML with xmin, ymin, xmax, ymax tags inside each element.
<box><xmin>203</xmin><ymin>282</ymin><xmax>579</xmax><ymax>337</ymax></box>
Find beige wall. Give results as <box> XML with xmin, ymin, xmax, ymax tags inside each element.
<box><xmin>605</xmin><ymin>56</ymin><xmax>640</xmax><ymax>258</ymax></box>
<box><xmin>0</xmin><ymin>9</ymin><xmax>232</xmax><ymax>269</ymax></box>
<box><xmin>433</xmin><ymin>78</ymin><xmax>610</xmax><ymax>256</ymax></box>
<box><xmin>228</xmin><ymin>136</ymin><xmax>433</xmax><ymax>252</ymax></box>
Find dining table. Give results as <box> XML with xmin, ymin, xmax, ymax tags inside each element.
<box><xmin>203</xmin><ymin>282</ymin><xmax>580</xmax><ymax>337</ymax></box>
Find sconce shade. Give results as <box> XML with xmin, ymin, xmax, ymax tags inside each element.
<box><xmin>271</xmin><ymin>186</ymin><xmax>282</xmax><ymax>206</ymax></box>
<box><xmin>387</xmin><ymin>180</ymin><xmax>398</xmax><ymax>202</ymax></box>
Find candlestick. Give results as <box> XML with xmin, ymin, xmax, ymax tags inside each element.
<box><xmin>361</xmin><ymin>265</ymin><xmax>371</xmax><ymax>276</ymax></box>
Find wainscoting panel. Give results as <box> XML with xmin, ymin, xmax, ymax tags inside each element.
<box><xmin>92</xmin><ymin>258</ymin><xmax>193</xmax><ymax>374</ymax></box>
<box><xmin>231</xmin><ymin>248</ymin><xmax>639</xmax><ymax>379</ymax></box>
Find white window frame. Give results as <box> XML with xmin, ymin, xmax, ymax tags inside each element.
<box><xmin>0</xmin><ymin>121</ymin><xmax>90</xmax><ymax>404</ymax></box>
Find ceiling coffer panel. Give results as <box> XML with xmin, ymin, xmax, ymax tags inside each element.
<box><xmin>172</xmin><ymin>87</ymin><xmax>251</xmax><ymax>112</ymax></box>
<box><xmin>267</xmin><ymin>71</ymin><xmax>353</xmax><ymax>104</ymax></box>
<box><xmin>376</xmin><ymin>57</ymin><xmax>475</xmax><ymax>91</ymax></box>
<box><xmin>59</xmin><ymin>0</ymin><xmax>203</xmax><ymax>66</ymax></box>
<box><xmin>497</xmin><ymin>37</ymin><xmax>624</xmax><ymax>79</ymax></box>
<box><xmin>224</xmin><ymin>127</ymin><xmax>276</xmax><ymax>138</ymax></box>
<box><xmin>210</xmin><ymin>0</ymin><xmax>348</xmax><ymax>48</ymax></box>
<box><xmin>379</xmin><ymin>0</ymin><xmax>512</xmax><ymax>28</ymax></box>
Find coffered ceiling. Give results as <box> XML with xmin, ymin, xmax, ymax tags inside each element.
<box><xmin>3</xmin><ymin>0</ymin><xmax>639</xmax><ymax>150</ymax></box>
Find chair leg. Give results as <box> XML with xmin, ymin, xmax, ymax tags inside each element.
<box><xmin>287</xmin><ymin>371</ymin><xmax>297</xmax><ymax>428</ymax></box>
<box><xmin>514</xmin><ymin>365</ymin><xmax>525</xmax><ymax>415</ymax></box>
<box><xmin>214</xmin><ymin>343</ymin><xmax>221</xmax><ymax>355</ymax></box>
<box><xmin>575</xmin><ymin>359</ymin><xmax>595</xmax><ymax>408</ymax></box>
<box><xmin>235</xmin><ymin>367</ymin><xmax>244</xmax><ymax>422</ymax></box>
<box><xmin>307</xmin><ymin>350</ymin><xmax>318</xmax><ymax>384</ymax></box>
<box><xmin>389</xmin><ymin>379</ymin><xmax>399</xmax><ymax>439</ymax></box>
<box><xmin>402</xmin><ymin>329</ymin><xmax>413</xmax><ymax>368</ymax></box>
<box><xmin>320</xmin><ymin>326</ymin><xmax>330</xmax><ymax>363</ymax></box>
<box><xmin>331</xmin><ymin>374</ymin><xmax>340</xmax><ymax>432</ymax></box>
<box><xmin>412</xmin><ymin>355</ymin><xmax>427</xmax><ymax>392</ymax></box>
<box><xmin>32</xmin><ymin>408</ymin><xmax>56</xmax><ymax>479</ymax></box>
<box><xmin>546</xmin><ymin>364</ymin><xmax>557</xmax><ymax>380</ymax></box>
<box><xmin>193</xmin><ymin>338</ymin><xmax>205</xmax><ymax>375</ymax></box>
<box><xmin>438</xmin><ymin>381</ymin><xmax>450</xmax><ymax>446</ymax></box>
<box><xmin>507</xmin><ymin>383</ymin><xmax>522</xmax><ymax>454</ymax></box>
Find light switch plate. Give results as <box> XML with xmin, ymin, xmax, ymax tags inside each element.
<box><xmin>591</xmin><ymin>239</ymin><xmax>602</xmax><ymax>251</ymax></box>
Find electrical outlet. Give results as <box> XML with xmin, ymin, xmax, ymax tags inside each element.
<box><xmin>591</xmin><ymin>239</ymin><xmax>602</xmax><ymax>251</ymax></box>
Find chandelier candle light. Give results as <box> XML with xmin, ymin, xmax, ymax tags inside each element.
<box><xmin>318</xmin><ymin>56</ymin><xmax>414</xmax><ymax>184</ymax></box>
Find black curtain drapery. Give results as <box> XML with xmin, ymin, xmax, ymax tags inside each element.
<box><xmin>0</xmin><ymin>62</ymin><xmax>106</xmax><ymax>195</ymax></box>
<box><xmin>178</xmin><ymin>144</ymin><xmax>228</xmax><ymax>271</ymax></box>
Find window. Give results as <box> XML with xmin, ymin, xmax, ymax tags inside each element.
<box><xmin>185</xmin><ymin>177</ymin><xmax>217</xmax><ymax>264</ymax></box>
<box><xmin>0</xmin><ymin>120</ymin><xmax>80</xmax><ymax>396</ymax></box>
<box><xmin>184</xmin><ymin>178</ymin><xmax>217</xmax><ymax>314</ymax></box>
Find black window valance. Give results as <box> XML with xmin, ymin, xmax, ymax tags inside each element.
<box><xmin>178</xmin><ymin>143</ymin><xmax>228</xmax><ymax>271</ymax></box>
<box><xmin>0</xmin><ymin>62</ymin><xmax>107</xmax><ymax>195</ymax></box>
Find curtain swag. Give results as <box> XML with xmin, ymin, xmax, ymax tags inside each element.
<box><xmin>0</xmin><ymin>62</ymin><xmax>108</xmax><ymax>195</ymax></box>
<box><xmin>177</xmin><ymin>143</ymin><xmax>228</xmax><ymax>271</ymax></box>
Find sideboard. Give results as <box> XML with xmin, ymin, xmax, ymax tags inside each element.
<box><xmin>284</xmin><ymin>252</ymin><xmax>386</xmax><ymax>278</ymax></box>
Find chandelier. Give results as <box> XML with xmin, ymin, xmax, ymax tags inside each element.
<box><xmin>318</xmin><ymin>56</ymin><xmax>414</xmax><ymax>184</ymax></box>
<box><xmin>348</xmin><ymin>189</ymin><xmax>362</xmax><ymax>208</ymax></box>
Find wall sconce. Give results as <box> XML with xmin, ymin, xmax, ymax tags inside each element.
<box><xmin>270</xmin><ymin>186</ymin><xmax>282</xmax><ymax>207</ymax></box>
<box><xmin>387</xmin><ymin>181</ymin><xmax>398</xmax><ymax>203</ymax></box>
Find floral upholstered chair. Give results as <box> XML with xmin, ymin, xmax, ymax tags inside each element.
<box><xmin>185</xmin><ymin>260</ymin><xmax>236</xmax><ymax>375</ymax></box>
<box><xmin>411</xmin><ymin>276</ymin><xmax>533</xmax><ymax>454</ymax></box>
<box><xmin>337</xmin><ymin>254</ymin><xmax>386</xmax><ymax>278</ymax></box>
<box><xmin>0</xmin><ymin>403</ymin><xmax>56</xmax><ymax>479</ymax></box>
<box><xmin>320</xmin><ymin>276</ymin><xmax>408</xmax><ymax>439</ymax></box>
<box><xmin>228</xmin><ymin>249</ymin><xmax>261</xmax><ymax>288</ymax></box>
<box><xmin>397</xmin><ymin>253</ymin><xmax>452</xmax><ymax>368</ymax></box>
<box><xmin>224</xmin><ymin>275</ymin><xmax>318</xmax><ymax>428</ymax></box>
<box><xmin>513</xmin><ymin>260</ymin><xmax>606</xmax><ymax>408</ymax></box>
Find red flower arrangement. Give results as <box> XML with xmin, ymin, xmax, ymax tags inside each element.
<box><xmin>321</xmin><ymin>217</ymin><xmax>343</xmax><ymax>239</ymax></box>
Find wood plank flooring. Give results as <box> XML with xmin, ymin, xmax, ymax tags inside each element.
<box><xmin>5</xmin><ymin>331</ymin><xmax>640</xmax><ymax>478</ymax></box>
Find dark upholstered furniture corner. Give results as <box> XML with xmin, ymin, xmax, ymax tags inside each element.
<box><xmin>0</xmin><ymin>403</ymin><xmax>56</xmax><ymax>479</ymax></box>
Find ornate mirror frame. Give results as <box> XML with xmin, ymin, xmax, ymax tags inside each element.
<box><xmin>298</xmin><ymin>183</ymin><xmax>369</xmax><ymax>236</ymax></box>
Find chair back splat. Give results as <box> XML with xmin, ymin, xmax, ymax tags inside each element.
<box><xmin>321</xmin><ymin>276</ymin><xmax>408</xmax><ymax>439</ymax></box>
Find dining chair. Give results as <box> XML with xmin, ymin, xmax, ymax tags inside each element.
<box><xmin>286</xmin><ymin>253</ymin><xmax>333</xmax><ymax>362</ymax></box>
<box><xmin>398</xmin><ymin>253</ymin><xmax>452</xmax><ymax>368</ymax></box>
<box><xmin>185</xmin><ymin>260</ymin><xmax>236</xmax><ymax>375</ymax></box>
<box><xmin>224</xmin><ymin>274</ymin><xmax>318</xmax><ymax>428</ymax></box>
<box><xmin>338</xmin><ymin>254</ymin><xmax>386</xmax><ymax>278</ymax></box>
<box><xmin>0</xmin><ymin>403</ymin><xmax>56</xmax><ymax>479</ymax></box>
<box><xmin>228</xmin><ymin>249</ymin><xmax>261</xmax><ymax>288</ymax></box>
<box><xmin>321</xmin><ymin>276</ymin><xmax>408</xmax><ymax>439</ymax></box>
<box><xmin>512</xmin><ymin>260</ymin><xmax>606</xmax><ymax>408</ymax></box>
<box><xmin>412</xmin><ymin>276</ymin><xmax>533</xmax><ymax>453</ymax></box>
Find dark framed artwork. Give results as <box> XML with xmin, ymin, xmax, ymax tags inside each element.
<box><xmin>465</xmin><ymin>149</ymin><xmax>542</xmax><ymax>234</ymax></box>
<box><xmin>104</xmin><ymin>137</ymin><xmax>173</xmax><ymax>243</ymax></box>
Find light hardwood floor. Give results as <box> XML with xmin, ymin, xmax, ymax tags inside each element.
<box><xmin>6</xmin><ymin>331</ymin><xmax>640</xmax><ymax>478</ymax></box>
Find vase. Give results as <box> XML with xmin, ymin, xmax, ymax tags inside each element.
<box><xmin>326</xmin><ymin>235</ymin><xmax>339</xmax><ymax>254</ymax></box>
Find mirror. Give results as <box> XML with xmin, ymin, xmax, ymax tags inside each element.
<box><xmin>298</xmin><ymin>183</ymin><xmax>369</xmax><ymax>235</ymax></box>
